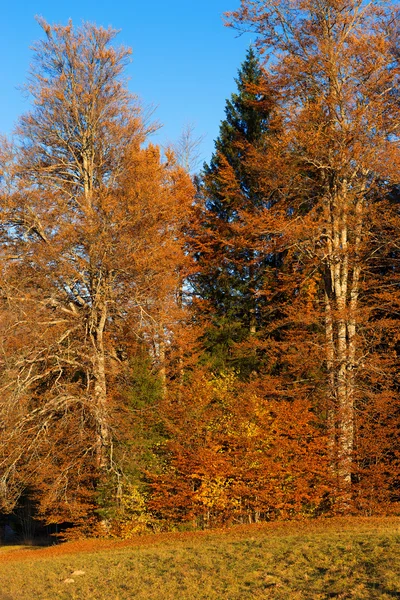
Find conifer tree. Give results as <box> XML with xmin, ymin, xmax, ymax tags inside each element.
<box><xmin>191</xmin><ymin>48</ymin><xmax>274</xmax><ymax>376</ymax></box>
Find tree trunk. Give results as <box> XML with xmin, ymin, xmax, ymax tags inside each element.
<box><xmin>324</xmin><ymin>185</ymin><xmax>364</xmax><ymax>510</ymax></box>
<box><xmin>90</xmin><ymin>296</ymin><xmax>110</xmax><ymax>469</ymax></box>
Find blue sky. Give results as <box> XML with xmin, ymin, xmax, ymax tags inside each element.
<box><xmin>1</xmin><ymin>1</ymin><xmax>254</xmax><ymax>166</ymax></box>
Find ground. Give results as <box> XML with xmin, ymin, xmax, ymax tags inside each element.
<box><xmin>0</xmin><ymin>517</ymin><xmax>399</xmax><ymax>599</ymax></box>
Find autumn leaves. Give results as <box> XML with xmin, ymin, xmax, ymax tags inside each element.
<box><xmin>1</xmin><ymin>1</ymin><xmax>400</xmax><ymax>533</ymax></box>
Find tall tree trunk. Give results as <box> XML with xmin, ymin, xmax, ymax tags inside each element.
<box><xmin>324</xmin><ymin>184</ymin><xmax>364</xmax><ymax>509</ymax></box>
<box><xmin>249</xmin><ymin>261</ymin><xmax>257</xmax><ymax>335</ymax></box>
<box><xmin>90</xmin><ymin>298</ymin><xmax>110</xmax><ymax>468</ymax></box>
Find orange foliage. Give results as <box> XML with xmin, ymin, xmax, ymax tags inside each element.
<box><xmin>0</xmin><ymin>21</ymin><xmax>194</xmax><ymax>522</ymax></box>
<box><xmin>149</xmin><ymin>371</ymin><xmax>330</xmax><ymax>527</ymax></box>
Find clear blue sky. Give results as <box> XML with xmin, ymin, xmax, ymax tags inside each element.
<box><xmin>1</xmin><ymin>1</ymin><xmax>253</xmax><ymax>166</ymax></box>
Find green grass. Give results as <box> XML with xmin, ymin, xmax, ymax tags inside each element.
<box><xmin>0</xmin><ymin>518</ymin><xmax>399</xmax><ymax>599</ymax></box>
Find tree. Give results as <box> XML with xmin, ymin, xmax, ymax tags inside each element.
<box><xmin>173</xmin><ymin>122</ymin><xmax>205</xmax><ymax>174</ymax></box>
<box><xmin>191</xmin><ymin>47</ymin><xmax>275</xmax><ymax>376</ymax></box>
<box><xmin>227</xmin><ymin>0</ymin><xmax>400</xmax><ymax>509</ymax></box>
<box><xmin>149</xmin><ymin>369</ymin><xmax>330</xmax><ymax>527</ymax></box>
<box><xmin>0</xmin><ymin>20</ymin><xmax>193</xmax><ymax>522</ymax></box>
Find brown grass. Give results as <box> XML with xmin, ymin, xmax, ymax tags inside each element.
<box><xmin>0</xmin><ymin>516</ymin><xmax>398</xmax><ymax>599</ymax></box>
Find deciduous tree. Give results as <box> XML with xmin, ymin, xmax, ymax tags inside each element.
<box><xmin>227</xmin><ymin>0</ymin><xmax>400</xmax><ymax>509</ymax></box>
<box><xmin>0</xmin><ymin>20</ymin><xmax>193</xmax><ymax>522</ymax></box>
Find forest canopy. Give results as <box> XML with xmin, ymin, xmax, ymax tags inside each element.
<box><xmin>0</xmin><ymin>1</ymin><xmax>400</xmax><ymax>537</ymax></box>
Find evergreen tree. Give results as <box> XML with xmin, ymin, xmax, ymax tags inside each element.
<box><xmin>191</xmin><ymin>47</ymin><xmax>274</xmax><ymax>376</ymax></box>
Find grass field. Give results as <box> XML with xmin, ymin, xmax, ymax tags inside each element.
<box><xmin>0</xmin><ymin>517</ymin><xmax>399</xmax><ymax>599</ymax></box>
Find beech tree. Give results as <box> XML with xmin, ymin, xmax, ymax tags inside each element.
<box><xmin>227</xmin><ymin>0</ymin><xmax>400</xmax><ymax>509</ymax></box>
<box><xmin>149</xmin><ymin>369</ymin><xmax>330</xmax><ymax>526</ymax></box>
<box><xmin>0</xmin><ymin>20</ymin><xmax>193</xmax><ymax>521</ymax></box>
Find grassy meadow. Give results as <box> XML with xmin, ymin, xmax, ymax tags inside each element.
<box><xmin>0</xmin><ymin>517</ymin><xmax>399</xmax><ymax>599</ymax></box>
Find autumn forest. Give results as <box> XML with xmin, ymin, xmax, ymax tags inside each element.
<box><xmin>1</xmin><ymin>0</ymin><xmax>400</xmax><ymax>538</ymax></box>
